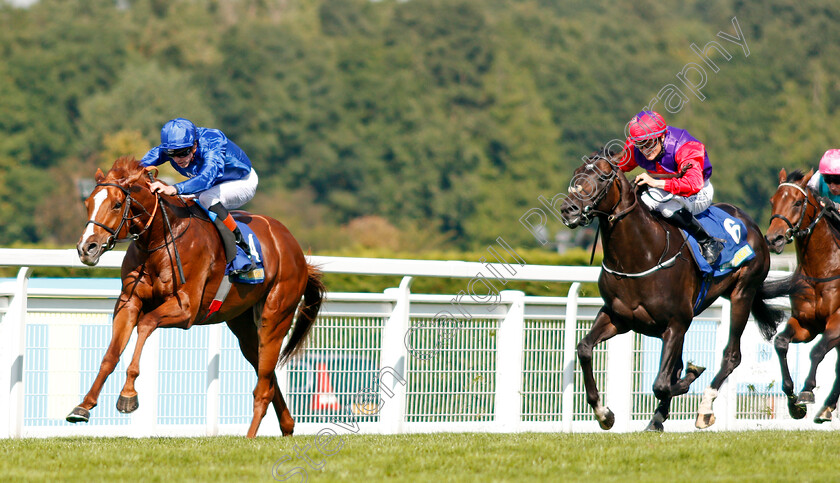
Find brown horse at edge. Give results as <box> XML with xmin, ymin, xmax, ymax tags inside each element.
<box><xmin>765</xmin><ymin>168</ymin><xmax>840</xmax><ymax>423</ymax></box>
<box><xmin>70</xmin><ymin>156</ymin><xmax>325</xmax><ymax>437</ymax></box>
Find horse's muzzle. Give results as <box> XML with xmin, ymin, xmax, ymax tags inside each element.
<box><xmin>764</xmin><ymin>233</ymin><xmax>787</xmax><ymax>254</ymax></box>
<box><xmin>77</xmin><ymin>240</ymin><xmax>104</xmax><ymax>266</ymax></box>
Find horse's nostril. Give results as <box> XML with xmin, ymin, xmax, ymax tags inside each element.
<box><xmin>86</xmin><ymin>242</ymin><xmax>98</xmax><ymax>255</ymax></box>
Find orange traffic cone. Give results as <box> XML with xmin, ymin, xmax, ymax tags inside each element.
<box><xmin>311</xmin><ymin>362</ymin><xmax>341</xmax><ymax>411</ymax></box>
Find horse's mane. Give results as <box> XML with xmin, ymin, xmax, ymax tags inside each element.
<box><xmin>786</xmin><ymin>169</ymin><xmax>807</xmax><ymax>183</ymax></box>
<box><xmin>590</xmin><ymin>146</ymin><xmax>619</xmax><ymax>161</ymax></box>
<box><xmin>106</xmin><ymin>156</ymin><xmax>143</xmax><ymax>181</ymax></box>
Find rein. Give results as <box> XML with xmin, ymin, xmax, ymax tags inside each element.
<box><xmin>88</xmin><ymin>177</ymin><xmax>191</xmax><ymax>285</ymax></box>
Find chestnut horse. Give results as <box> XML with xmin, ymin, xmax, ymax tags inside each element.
<box><xmin>69</xmin><ymin>156</ymin><xmax>325</xmax><ymax>437</ymax></box>
<box><xmin>558</xmin><ymin>151</ymin><xmax>786</xmax><ymax>431</ymax></box>
<box><xmin>765</xmin><ymin>168</ymin><xmax>840</xmax><ymax>423</ymax></box>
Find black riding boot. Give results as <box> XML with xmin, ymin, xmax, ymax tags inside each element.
<box><xmin>209</xmin><ymin>203</ymin><xmax>254</xmax><ymax>270</ymax></box>
<box><xmin>670</xmin><ymin>208</ymin><xmax>724</xmax><ymax>264</ymax></box>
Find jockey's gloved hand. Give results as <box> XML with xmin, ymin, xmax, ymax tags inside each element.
<box><xmin>818</xmin><ymin>196</ymin><xmax>839</xmax><ymax>211</ymax></box>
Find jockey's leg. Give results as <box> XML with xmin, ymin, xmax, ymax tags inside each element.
<box><xmin>640</xmin><ymin>185</ymin><xmax>722</xmax><ymax>264</ymax></box>
<box><xmin>208</xmin><ymin>202</ymin><xmax>239</xmax><ymax>264</ymax></box>
<box><xmin>209</xmin><ymin>202</ymin><xmax>254</xmax><ymax>269</ymax></box>
<box><xmin>670</xmin><ymin>208</ymin><xmax>724</xmax><ymax>264</ymax></box>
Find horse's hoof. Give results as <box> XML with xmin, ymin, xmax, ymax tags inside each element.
<box><xmin>116</xmin><ymin>394</ymin><xmax>139</xmax><ymax>414</ymax></box>
<box><xmin>796</xmin><ymin>391</ymin><xmax>815</xmax><ymax>405</ymax></box>
<box><xmin>814</xmin><ymin>406</ymin><xmax>833</xmax><ymax>424</ymax></box>
<box><xmin>787</xmin><ymin>399</ymin><xmax>807</xmax><ymax>420</ymax></box>
<box><xmin>66</xmin><ymin>406</ymin><xmax>90</xmax><ymax>423</ymax></box>
<box><xmin>596</xmin><ymin>407</ymin><xmax>615</xmax><ymax>430</ymax></box>
<box><xmin>644</xmin><ymin>420</ymin><xmax>664</xmax><ymax>432</ymax></box>
<box><xmin>695</xmin><ymin>412</ymin><xmax>716</xmax><ymax>429</ymax></box>
<box><xmin>686</xmin><ymin>362</ymin><xmax>706</xmax><ymax>378</ymax></box>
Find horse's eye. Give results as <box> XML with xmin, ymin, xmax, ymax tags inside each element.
<box><xmin>793</xmin><ymin>200</ymin><xmax>803</xmax><ymax>207</ymax></box>
<box><xmin>113</xmin><ymin>201</ymin><xmax>122</xmax><ymax>210</ymax></box>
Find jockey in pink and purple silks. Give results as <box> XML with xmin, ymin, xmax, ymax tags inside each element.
<box><xmin>618</xmin><ymin>110</ymin><xmax>723</xmax><ymax>264</ymax></box>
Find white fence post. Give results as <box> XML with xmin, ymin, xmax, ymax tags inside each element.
<box><xmin>562</xmin><ymin>282</ymin><xmax>582</xmax><ymax>432</ymax></box>
<box><xmin>133</xmin><ymin>329</ymin><xmax>159</xmax><ymax>436</ymax></box>
<box><xmin>714</xmin><ymin>299</ymin><xmax>733</xmax><ymax>430</ymax></box>
<box><xmin>495</xmin><ymin>290</ymin><xmax>525</xmax><ymax>431</ymax></box>
<box><xmin>607</xmin><ymin>332</ymin><xmax>634</xmax><ymax>432</ymax></box>
<box><xmin>206</xmin><ymin>324</ymin><xmax>222</xmax><ymax>436</ymax></box>
<box><xmin>715</xmin><ymin>299</ymin><xmax>738</xmax><ymax>430</ymax></box>
<box><xmin>379</xmin><ymin>276</ymin><xmax>412</xmax><ymax>433</ymax></box>
<box><xmin>3</xmin><ymin>267</ymin><xmax>32</xmax><ymax>439</ymax></box>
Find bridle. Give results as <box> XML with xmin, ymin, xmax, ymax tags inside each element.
<box><xmin>769</xmin><ymin>182</ymin><xmax>827</xmax><ymax>243</ymax></box>
<box><xmin>569</xmin><ymin>161</ymin><xmax>638</xmax><ymax>226</ymax></box>
<box><xmin>85</xmin><ymin>183</ymin><xmax>160</xmax><ymax>250</ymax></box>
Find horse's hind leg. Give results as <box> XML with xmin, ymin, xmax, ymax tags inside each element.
<box><xmin>577</xmin><ymin>309</ymin><xmax>622</xmax><ymax>430</ymax></box>
<box><xmin>774</xmin><ymin>322</ymin><xmax>807</xmax><ymax>419</ymax></box>
<box><xmin>697</xmin><ymin>288</ymin><xmax>753</xmax><ymax>429</ymax></box>
<box><xmin>227</xmin><ymin>309</ymin><xmax>295</xmax><ymax>436</ymax></box>
<box><xmin>246</xmin><ymin>291</ymin><xmax>298</xmax><ymax>438</ymax></box>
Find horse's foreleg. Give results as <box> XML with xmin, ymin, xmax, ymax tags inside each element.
<box><xmin>577</xmin><ymin>309</ymin><xmax>620</xmax><ymax>430</ymax></box>
<box><xmin>67</xmin><ymin>299</ymin><xmax>141</xmax><ymax>423</ymax></box>
<box><xmin>115</xmin><ymin>320</ymin><xmax>156</xmax><ymax>414</ymax></box>
<box><xmin>117</xmin><ymin>297</ymin><xmax>193</xmax><ymax>414</ymax></box>
<box><xmin>815</xmin><ymin>346</ymin><xmax>840</xmax><ymax>424</ymax></box>
<box><xmin>798</xmin><ymin>320</ymin><xmax>840</xmax><ymax>406</ymax></box>
<box><xmin>646</xmin><ymin>327</ymin><xmax>687</xmax><ymax>432</ymax></box>
<box><xmin>774</xmin><ymin>323</ymin><xmax>806</xmax><ymax>419</ymax></box>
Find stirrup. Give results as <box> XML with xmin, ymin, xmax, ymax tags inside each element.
<box><xmin>700</xmin><ymin>238</ymin><xmax>724</xmax><ymax>264</ymax></box>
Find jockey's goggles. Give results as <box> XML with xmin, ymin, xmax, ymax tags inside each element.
<box><xmin>165</xmin><ymin>146</ymin><xmax>192</xmax><ymax>158</ymax></box>
<box><xmin>633</xmin><ymin>137</ymin><xmax>659</xmax><ymax>151</ymax></box>
<box><xmin>824</xmin><ymin>174</ymin><xmax>840</xmax><ymax>185</ymax></box>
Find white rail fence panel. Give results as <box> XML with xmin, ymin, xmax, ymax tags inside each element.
<box><xmin>0</xmin><ymin>249</ymin><xmax>836</xmax><ymax>438</ymax></box>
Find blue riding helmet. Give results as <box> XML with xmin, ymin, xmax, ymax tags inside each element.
<box><xmin>160</xmin><ymin>118</ymin><xmax>197</xmax><ymax>150</ymax></box>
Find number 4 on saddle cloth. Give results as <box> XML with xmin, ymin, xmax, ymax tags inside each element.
<box><xmin>198</xmin><ymin>203</ymin><xmax>266</xmax><ymax>285</ymax></box>
<box><xmin>681</xmin><ymin>206</ymin><xmax>756</xmax><ymax>314</ymax></box>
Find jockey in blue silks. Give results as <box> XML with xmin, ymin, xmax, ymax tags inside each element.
<box><xmin>140</xmin><ymin>118</ymin><xmax>258</xmax><ymax>272</ymax></box>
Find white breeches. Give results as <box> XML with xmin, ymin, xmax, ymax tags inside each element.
<box><xmin>640</xmin><ymin>179</ymin><xmax>714</xmax><ymax>217</ymax></box>
<box><xmin>197</xmin><ymin>169</ymin><xmax>259</xmax><ymax>210</ymax></box>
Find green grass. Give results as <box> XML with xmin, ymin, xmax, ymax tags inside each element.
<box><xmin>1</xmin><ymin>431</ymin><xmax>837</xmax><ymax>482</ymax></box>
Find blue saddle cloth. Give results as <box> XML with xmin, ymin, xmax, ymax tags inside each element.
<box><xmin>196</xmin><ymin>201</ymin><xmax>266</xmax><ymax>284</ymax></box>
<box><xmin>682</xmin><ymin>206</ymin><xmax>756</xmax><ymax>278</ymax></box>
<box><xmin>227</xmin><ymin>222</ymin><xmax>266</xmax><ymax>284</ymax></box>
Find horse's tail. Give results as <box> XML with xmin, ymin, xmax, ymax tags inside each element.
<box><xmin>751</xmin><ymin>273</ymin><xmax>798</xmax><ymax>341</ymax></box>
<box><xmin>279</xmin><ymin>264</ymin><xmax>326</xmax><ymax>365</ymax></box>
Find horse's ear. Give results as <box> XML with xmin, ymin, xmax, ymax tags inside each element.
<box><xmin>803</xmin><ymin>168</ymin><xmax>814</xmax><ymax>185</ymax></box>
<box><xmin>95</xmin><ymin>168</ymin><xmax>105</xmax><ymax>183</ymax></box>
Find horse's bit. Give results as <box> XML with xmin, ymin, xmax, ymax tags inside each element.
<box><xmin>770</xmin><ymin>182</ymin><xmax>826</xmax><ymax>243</ymax></box>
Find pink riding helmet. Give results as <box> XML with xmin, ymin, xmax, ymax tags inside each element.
<box><xmin>628</xmin><ymin>111</ymin><xmax>667</xmax><ymax>141</ymax></box>
<box><xmin>819</xmin><ymin>149</ymin><xmax>840</xmax><ymax>175</ymax></box>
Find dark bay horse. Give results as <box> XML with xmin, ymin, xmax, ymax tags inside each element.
<box><xmin>765</xmin><ymin>168</ymin><xmax>840</xmax><ymax>423</ymax></box>
<box><xmin>558</xmin><ymin>151</ymin><xmax>785</xmax><ymax>431</ymax></box>
<box><xmin>70</xmin><ymin>156</ymin><xmax>325</xmax><ymax>437</ymax></box>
